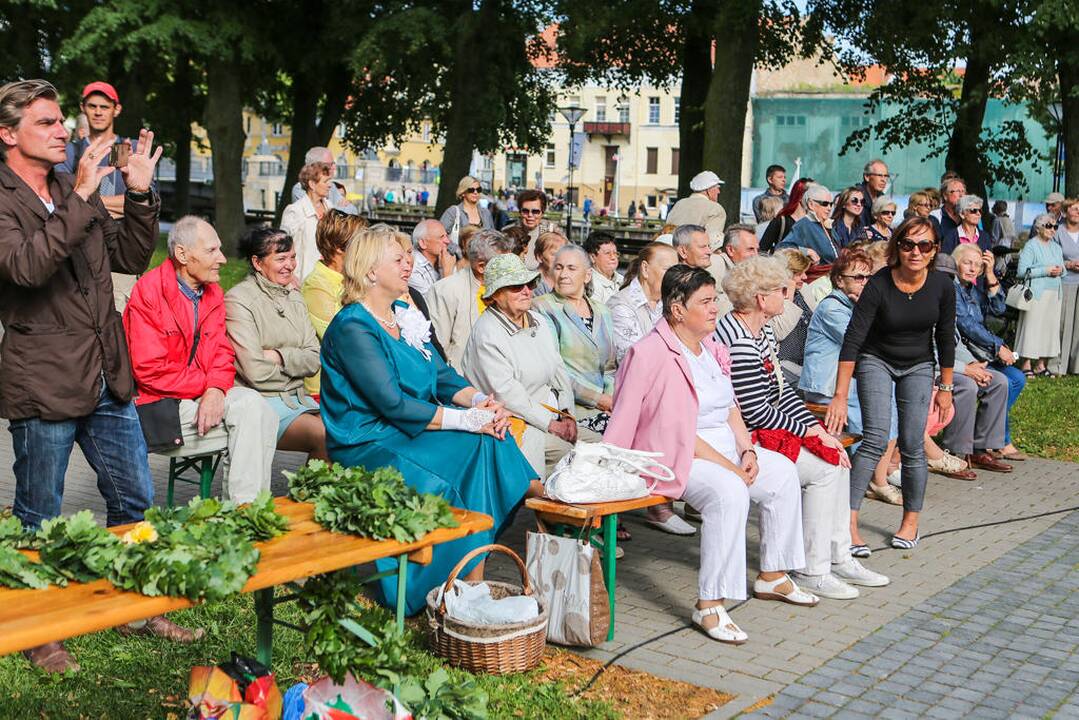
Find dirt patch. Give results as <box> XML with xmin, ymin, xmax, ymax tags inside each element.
<box><xmin>535</xmin><ymin>648</ymin><xmax>734</xmax><ymax>720</ymax></box>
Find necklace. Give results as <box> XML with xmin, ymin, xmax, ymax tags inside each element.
<box><xmin>363</xmin><ymin>302</ymin><xmax>398</xmax><ymax>329</ymax></box>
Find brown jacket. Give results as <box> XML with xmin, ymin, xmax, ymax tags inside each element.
<box><xmin>0</xmin><ymin>162</ymin><xmax>159</xmax><ymax>421</ymax></box>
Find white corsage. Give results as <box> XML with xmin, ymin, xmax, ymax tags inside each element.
<box><xmin>395</xmin><ymin>305</ymin><xmax>433</xmax><ymax>360</ymax></box>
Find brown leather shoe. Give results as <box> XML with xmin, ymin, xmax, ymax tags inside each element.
<box><xmin>116</xmin><ymin>615</ymin><xmax>205</xmax><ymax>643</ymax></box>
<box><xmin>23</xmin><ymin>641</ymin><xmax>79</xmax><ymax>673</ymax></box>
<box><xmin>967</xmin><ymin>452</ymin><xmax>1013</xmax><ymax>473</ymax></box>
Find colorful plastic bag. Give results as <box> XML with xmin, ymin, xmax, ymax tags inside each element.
<box><xmin>302</xmin><ymin>674</ymin><xmax>411</xmax><ymax>720</ymax></box>
<box><xmin>188</xmin><ymin>654</ymin><xmax>283</xmax><ymax>720</ymax></box>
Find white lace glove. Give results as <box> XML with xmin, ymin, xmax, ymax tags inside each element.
<box><xmin>441</xmin><ymin>407</ymin><xmax>495</xmax><ymax>433</ymax></box>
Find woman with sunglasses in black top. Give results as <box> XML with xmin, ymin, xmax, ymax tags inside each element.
<box><xmin>825</xmin><ymin>217</ymin><xmax>956</xmax><ymax>552</ymax></box>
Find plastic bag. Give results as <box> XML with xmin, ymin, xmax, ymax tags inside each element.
<box><xmin>302</xmin><ymin>674</ymin><xmax>411</xmax><ymax>720</ymax></box>
<box><xmin>439</xmin><ymin>580</ymin><xmax>539</xmax><ymax>625</ymax></box>
<box><xmin>188</xmin><ymin>653</ymin><xmax>283</xmax><ymax>720</ymax></box>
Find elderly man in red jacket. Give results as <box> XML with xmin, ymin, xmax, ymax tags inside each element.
<box><xmin>123</xmin><ymin>216</ymin><xmax>277</xmax><ymax>503</ymax></box>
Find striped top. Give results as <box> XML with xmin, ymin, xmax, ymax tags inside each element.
<box><xmin>715</xmin><ymin>313</ymin><xmax>818</xmax><ymax>436</ymax></box>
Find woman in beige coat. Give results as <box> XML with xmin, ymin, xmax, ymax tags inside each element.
<box><xmin>280</xmin><ymin>161</ymin><xmax>333</xmax><ymax>283</ymax></box>
<box><xmin>225</xmin><ymin>227</ymin><xmax>328</xmax><ymax>460</ymax></box>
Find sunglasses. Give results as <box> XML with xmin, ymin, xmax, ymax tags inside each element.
<box><xmin>812</xmin><ymin>199</ymin><xmax>834</xmax><ymax>207</ymax></box>
<box><xmin>848</xmin><ymin>198</ymin><xmax>864</xmax><ymax>206</ymax></box>
<box><xmin>519</xmin><ymin>208</ymin><xmax>543</xmax><ymax>216</ymax></box>
<box><xmin>898</xmin><ymin>239</ymin><xmax>937</xmax><ymax>254</ymax></box>
<box><xmin>965</xmin><ymin>208</ymin><xmax>982</xmax><ymax>214</ymax></box>
<box><xmin>841</xmin><ymin>273</ymin><xmax>871</xmax><ymax>282</ymax></box>
<box><xmin>879</xmin><ymin>210</ymin><xmax>896</xmax><ymax>217</ymax></box>
<box><xmin>504</xmin><ymin>281</ymin><xmax>537</xmax><ymax>293</ymax></box>
<box><xmin>466</xmin><ymin>187</ymin><xmax>482</xmax><ymax>194</ymax></box>
<box><xmin>1040</xmin><ymin>222</ymin><xmax>1059</xmax><ymax>230</ymax></box>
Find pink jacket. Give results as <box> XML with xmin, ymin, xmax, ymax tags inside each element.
<box><xmin>603</xmin><ymin>318</ymin><xmax>732</xmax><ymax>499</ymax></box>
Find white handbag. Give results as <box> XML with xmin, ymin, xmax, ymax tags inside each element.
<box><xmin>544</xmin><ymin>441</ymin><xmax>675</xmax><ymax>504</ymax></box>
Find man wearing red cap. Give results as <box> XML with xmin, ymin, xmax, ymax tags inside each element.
<box><xmin>58</xmin><ymin>81</ymin><xmax>141</xmax><ymax>309</ymax></box>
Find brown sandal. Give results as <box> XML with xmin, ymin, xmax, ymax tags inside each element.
<box><xmin>115</xmin><ymin>615</ymin><xmax>205</xmax><ymax>643</ymax></box>
<box><xmin>23</xmin><ymin>641</ymin><xmax>79</xmax><ymax>673</ymax></box>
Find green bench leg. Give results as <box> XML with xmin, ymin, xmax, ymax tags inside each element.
<box><xmin>602</xmin><ymin>515</ymin><xmax>617</xmax><ymax>641</ymax></box>
<box><xmin>395</xmin><ymin>553</ymin><xmax>408</xmax><ymax>632</ymax></box>
<box><xmin>255</xmin><ymin>587</ymin><xmax>274</xmax><ymax>666</ymax></box>
<box><xmin>166</xmin><ymin>458</ymin><xmax>178</xmax><ymax>508</ymax></box>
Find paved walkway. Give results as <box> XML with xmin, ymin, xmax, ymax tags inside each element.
<box><xmin>750</xmin><ymin>508</ymin><xmax>1079</xmax><ymax>719</ymax></box>
<box><xmin>1</xmin><ymin>418</ymin><xmax>1077</xmax><ymax>717</ymax></box>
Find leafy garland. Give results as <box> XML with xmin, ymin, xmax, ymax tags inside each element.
<box><xmin>0</xmin><ymin>493</ymin><xmax>289</xmax><ymax>602</ymax></box>
<box><xmin>285</xmin><ymin>460</ymin><xmax>459</xmax><ymax>543</ymax></box>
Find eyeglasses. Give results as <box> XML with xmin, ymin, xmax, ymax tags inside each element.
<box><xmin>761</xmin><ymin>285</ymin><xmax>790</xmax><ymax>298</ymax></box>
<box><xmin>848</xmin><ymin>198</ymin><xmax>864</xmax><ymax>206</ymax></box>
<box><xmin>841</xmin><ymin>273</ymin><xmax>872</xmax><ymax>282</ymax></box>
<box><xmin>504</xmin><ymin>281</ymin><xmax>536</xmax><ymax>293</ymax></box>
<box><xmin>466</xmin><ymin>187</ymin><xmax>482</xmax><ymax>194</ymax></box>
<box><xmin>519</xmin><ymin>208</ymin><xmax>543</xmax><ymax>216</ymax></box>
<box><xmin>965</xmin><ymin>208</ymin><xmax>982</xmax><ymax>215</ymax></box>
<box><xmin>898</xmin><ymin>239</ymin><xmax>937</xmax><ymax>254</ymax></box>
<box><xmin>811</xmin><ymin>199</ymin><xmax>834</xmax><ymax>207</ymax></box>
<box><xmin>879</xmin><ymin>210</ymin><xmax>896</xmax><ymax>216</ymax></box>
<box><xmin>866</xmin><ymin>172</ymin><xmax>889</xmax><ymax>178</ymax></box>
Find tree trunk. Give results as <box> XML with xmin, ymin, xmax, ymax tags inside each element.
<box><xmin>1058</xmin><ymin>39</ymin><xmax>1079</xmax><ymax>198</ymax></box>
<box><xmin>944</xmin><ymin>31</ymin><xmax>992</xmax><ymax>203</ymax></box>
<box><xmin>702</xmin><ymin>0</ymin><xmax>760</xmax><ymax>226</ymax></box>
<box><xmin>274</xmin><ymin>66</ymin><xmax>351</xmax><ymax>224</ymax></box>
<box><xmin>435</xmin><ymin>3</ymin><xmax>485</xmax><ymax>216</ymax></box>
<box><xmin>172</xmin><ymin>54</ymin><xmax>194</xmax><ymax>218</ymax></box>
<box><xmin>676</xmin><ymin>0</ymin><xmax>715</xmax><ymax>200</ymax></box>
<box><xmin>205</xmin><ymin>57</ymin><xmax>247</xmax><ymax>253</ymax></box>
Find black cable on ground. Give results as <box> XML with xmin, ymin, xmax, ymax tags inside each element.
<box><xmin>572</xmin><ymin>504</ymin><xmax>1079</xmax><ymax>697</ymax></box>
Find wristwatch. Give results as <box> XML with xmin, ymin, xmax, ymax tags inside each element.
<box><xmin>936</xmin><ymin>382</ymin><xmax>954</xmax><ymax>392</ymax></box>
<box><xmin>126</xmin><ymin>188</ymin><xmax>152</xmax><ymax>203</ymax></box>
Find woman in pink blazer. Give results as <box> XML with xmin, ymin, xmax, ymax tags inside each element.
<box><xmin>604</xmin><ymin>265</ymin><xmax>815</xmax><ymax>645</ymax></box>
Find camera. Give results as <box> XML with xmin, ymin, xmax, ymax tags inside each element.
<box><xmin>108</xmin><ymin>143</ymin><xmax>131</xmax><ymax>168</ymax></box>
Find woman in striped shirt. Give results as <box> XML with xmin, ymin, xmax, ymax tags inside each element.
<box><xmin>716</xmin><ymin>256</ymin><xmax>889</xmax><ymax>600</ymax></box>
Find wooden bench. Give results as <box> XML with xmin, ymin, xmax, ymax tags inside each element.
<box><xmin>804</xmin><ymin>402</ymin><xmax>861</xmax><ymax>448</ymax></box>
<box><xmin>524</xmin><ymin>494</ymin><xmax>668</xmax><ymax>642</ymax></box>
<box><xmin>0</xmin><ymin>498</ymin><xmax>493</xmax><ymax>665</ymax></box>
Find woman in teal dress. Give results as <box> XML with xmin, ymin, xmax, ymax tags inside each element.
<box><xmin>320</xmin><ymin>226</ymin><xmax>538</xmax><ymax>615</ymax></box>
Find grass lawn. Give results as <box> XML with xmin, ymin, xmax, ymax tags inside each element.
<box><xmin>0</xmin><ymin>594</ymin><xmax>620</xmax><ymax>720</ymax></box>
<box><xmin>150</xmin><ymin>234</ymin><xmax>248</xmax><ymax>292</ymax></box>
<box><xmin>1010</xmin><ymin>374</ymin><xmax>1079</xmax><ymax>462</ymax></box>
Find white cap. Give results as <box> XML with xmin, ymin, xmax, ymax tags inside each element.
<box><xmin>1045</xmin><ymin>191</ymin><xmax>1065</xmax><ymax>204</ymax></box>
<box><xmin>690</xmin><ymin>171</ymin><xmax>724</xmax><ymax>192</ymax></box>
<box><xmin>654</xmin><ymin>233</ymin><xmax>674</xmax><ymax>246</ymax></box>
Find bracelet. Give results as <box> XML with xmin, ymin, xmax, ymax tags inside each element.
<box><xmin>936</xmin><ymin>383</ymin><xmax>954</xmax><ymax>392</ymax></box>
<box><xmin>126</xmin><ymin>188</ymin><xmax>152</xmax><ymax>202</ymax></box>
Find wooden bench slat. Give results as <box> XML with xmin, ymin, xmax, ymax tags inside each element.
<box><xmin>524</xmin><ymin>494</ymin><xmax>668</xmax><ymax>520</ymax></box>
<box><xmin>0</xmin><ymin>498</ymin><xmax>492</xmax><ymax>656</ymax></box>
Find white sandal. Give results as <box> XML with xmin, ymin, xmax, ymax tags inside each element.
<box><xmin>752</xmin><ymin>574</ymin><xmax>820</xmax><ymax>607</ymax></box>
<box><xmin>691</xmin><ymin>605</ymin><xmax>748</xmax><ymax>645</ymax></box>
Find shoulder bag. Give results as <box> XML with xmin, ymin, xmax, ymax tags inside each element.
<box><xmin>544</xmin><ymin>441</ymin><xmax>675</xmax><ymax>504</ymax></box>
<box><xmin>1005</xmin><ymin>269</ymin><xmax>1034</xmax><ymax>311</ymax></box>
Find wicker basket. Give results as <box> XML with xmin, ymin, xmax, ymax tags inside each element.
<box><xmin>425</xmin><ymin>544</ymin><xmax>547</xmax><ymax>674</ymax></box>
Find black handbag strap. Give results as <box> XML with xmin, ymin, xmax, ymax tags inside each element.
<box><xmin>187</xmin><ymin>322</ymin><xmax>201</xmax><ymax>366</ymax></box>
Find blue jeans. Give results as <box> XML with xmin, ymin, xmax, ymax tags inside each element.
<box><xmin>989</xmin><ymin>363</ymin><xmax>1026</xmax><ymax>445</ymax></box>
<box><xmin>850</xmin><ymin>355</ymin><xmax>934</xmax><ymax>513</ymax></box>
<box><xmin>9</xmin><ymin>382</ymin><xmax>153</xmax><ymax>529</ymax></box>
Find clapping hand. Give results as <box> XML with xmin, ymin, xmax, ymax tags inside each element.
<box><xmin>120</xmin><ymin>128</ymin><xmax>164</xmax><ymax>194</ymax></box>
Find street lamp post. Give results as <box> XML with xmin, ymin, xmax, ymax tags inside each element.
<box><xmin>559</xmin><ymin>105</ymin><xmax>586</xmax><ymax>241</ymax></box>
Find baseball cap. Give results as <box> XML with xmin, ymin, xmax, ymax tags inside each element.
<box><xmin>690</xmin><ymin>171</ymin><xmax>724</xmax><ymax>192</ymax></box>
<box><xmin>1045</xmin><ymin>191</ymin><xmax>1065</xmax><ymax>205</ymax></box>
<box><xmin>82</xmin><ymin>81</ymin><xmax>120</xmax><ymax>104</ymax></box>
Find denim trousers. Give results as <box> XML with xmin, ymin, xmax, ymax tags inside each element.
<box><xmin>989</xmin><ymin>362</ymin><xmax>1027</xmax><ymax>445</ymax></box>
<box><xmin>9</xmin><ymin>382</ymin><xmax>153</xmax><ymax>529</ymax></box>
<box><xmin>850</xmin><ymin>355</ymin><xmax>934</xmax><ymax>513</ymax></box>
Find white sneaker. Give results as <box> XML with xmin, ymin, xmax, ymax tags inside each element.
<box><xmin>791</xmin><ymin>572</ymin><xmax>859</xmax><ymax>600</ymax></box>
<box><xmin>832</xmin><ymin>558</ymin><xmax>890</xmax><ymax>587</ymax></box>
<box><xmin>645</xmin><ymin>513</ymin><xmax>697</xmax><ymax>536</ymax></box>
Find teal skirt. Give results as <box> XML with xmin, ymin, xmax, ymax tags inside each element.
<box><xmin>329</xmin><ymin>428</ymin><xmax>535</xmax><ymax>616</ymax></box>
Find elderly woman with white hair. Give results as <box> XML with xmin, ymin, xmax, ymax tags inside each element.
<box><xmin>439</xmin><ymin>176</ymin><xmax>494</xmax><ymax>248</ymax></box>
<box><xmin>776</xmin><ymin>183</ymin><xmax>841</xmax><ymax>264</ymax></box>
<box><xmin>941</xmin><ymin>194</ymin><xmax>990</xmax><ymax>254</ymax></box>
<box><xmin>281</xmin><ymin>160</ymin><xmax>334</xmax><ymax>282</ymax></box>
<box><xmin>856</xmin><ymin>196</ymin><xmax>897</xmax><ymax>243</ymax></box>
<box><xmin>716</xmin><ymin>256</ymin><xmax>889</xmax><ymax>599</ymax></box>
<box><xmin>1015</xmin><ymin>213</ymin><xmax>1066</xmax><ymax>377</ymax></box>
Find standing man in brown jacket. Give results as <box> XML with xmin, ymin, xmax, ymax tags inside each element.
<box><xmin>0</xmin><ymin>79</ymin><xmax>199</xmax><ymax>672</ymax></box>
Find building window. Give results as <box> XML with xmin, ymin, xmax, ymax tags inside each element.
<box><xmin>271</xmin><ymin>122</ymin><xmax>283</xmax><ymax>137</ymax></box>
<box><xmin>618</xmin><ymin>100</ymin><xmax>630</xmax><ymax>124</ymax></box>
<box><xmin>671</xmin><ymin>148</ymin><xmax>680</xmax><ymax>175</ymax></box>
<box><xmin>595</xmin><ymin>96</ymin><xmax>606</xmax><ymax>122</ymax></box>
<box><xmin>422</xmin><ymin>121</ymin><xmax>431</xmax><ymax>143</ymax></box>
<box><xmin>776</xmin><ymin>115</ymin><xmax>806</xmax><ymax>127</ymax></box>
<box><xmin>646</xmin><ymin>147</ymin><xmax>658</xmax><ymax>174</ymax></box>
<box><xmin>646</xmin><ymin>194</ymin><xmax>657</xmax><ymax>207</ymax></box>
<box><xmin>545</xmin><ymin>144</ymin><xmax>556</xmax><ymax>168</ymax></box>
<box><xmin>648</xmin><ymin>97</ymin><xmax>660</xmax><ymax>124</ymax></box>
<box><xmin>673</xmin><ymin>97</ymin><xmax>680</xmax><ymax>124</ymax></box>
